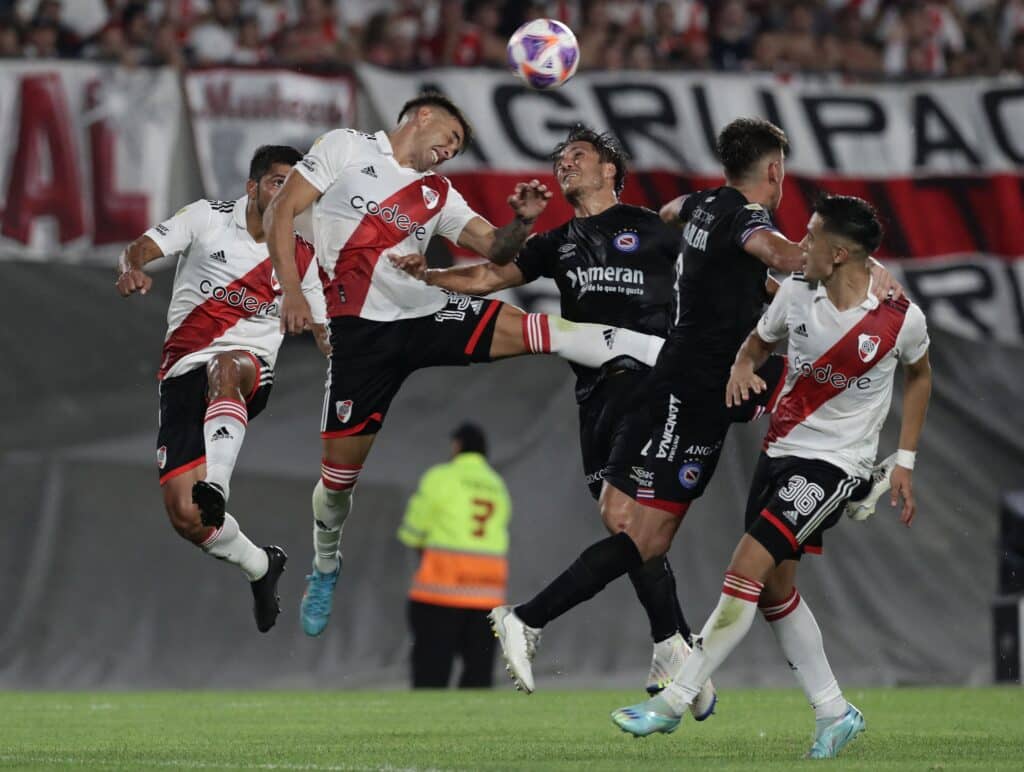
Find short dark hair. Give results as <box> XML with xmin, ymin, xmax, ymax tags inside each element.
<box><xmin>813</xmin><ymin>194</ymin><xmax>883</xmax><ymax>256</ymax></box>
<box><xmin>248</xmin><ymin>145</ymin><xmax>302</xmax><ymax>182</ymax></box>
<box><xmin>451</xmin><ymin>423</ymin><xmax>487</xmax><ymax>456</ymax></box>
<box><xmin>550</xmin><ymin>124</ymin><xmax>628</xmax><ymax>195</ymax></box>
<box><xmin>716</xmin><ymin>118</ymin><xmax>789</xmax><ymax>181</ymax></box>
<box><xmin>398</xmin><ymin>91</ymin><xmax>474</xmax><ymax>153</ymax></box>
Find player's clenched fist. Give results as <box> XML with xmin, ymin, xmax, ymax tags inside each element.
<box><xmin>281</xmin><ymin>292</ymin><xmax>313</xmax><ymax>334</ymax></box>
<box><xmin>116</xmin><ymin>267</ymin><xmax>153</xmax><ymax>297</ymax></box>
<box><xmin>508</xmin><ymin>179</ymin><xmax>552</xmax><ymax>222</ymax></box>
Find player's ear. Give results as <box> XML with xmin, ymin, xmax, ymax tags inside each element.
<box><xmin>245</xmin><ymin>177</ymin><xmax>258</xmax><ymax>201</ymax></box>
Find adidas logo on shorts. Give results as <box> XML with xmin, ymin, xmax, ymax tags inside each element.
<box><xmin>602</xmin><ymin>328</ymin><xmax>617</xmax><ymax>349</ymax></box>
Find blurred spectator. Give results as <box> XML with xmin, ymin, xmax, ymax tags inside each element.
<box><xmin>831</xmin><ymin>5</ymin><xmax>883</xmax><ymax>77</ymax></box>
<box><xmin>252</xmin><ymin>0</ymin><xmax>290</xmax><ymax>43</ymax></box>
<box><xmin>0</xmin><ymin>18</ymin><xmax>21</xmax><ymax>57</ymax></box>
<box><xmin>710</xmin><ymin>0</ymin><xmax>756</xmax><ymax>71</ymax></box>
<box><xmin>22</xmin><ymin>17</ymin><xmax>59</xmax><ymax>57</ymax></box>
<box><xmin>29</xmin><ymin>0</ymin><xmax>77</xmax><ymax>56</ymax></box>
<box><xmin>1009</xmin><ymin>30</ymin><xmax>1024</xmax><ymax>73</ymax></box>
<box><xmin>149</xmin><ymin>16</ymin><xmax>186</xmax><ymax>68</ymax></box>
<box><xmin>83</xmin><ymin>22</ymin><xmax>125</xmax><ymax>63</ymax></box>
<box><xmin>189</xmin><ymin>0</ymin><xmax>240</xmax><ymax>65</ymax></box>
<box><xmin>275</xmin><ymin>0</ymin><xmax>345</xmax><ymax>67</ymax></box>
<box><xmin>234</xmin><ymin>13</ymin><xmax>269</xmax><ymax>64</ymax></box>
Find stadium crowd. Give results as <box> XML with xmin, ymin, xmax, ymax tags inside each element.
<box><xmin>2</xmin><ymin>0</ymin><xmax>1023</xmax><ymax>78</ymax></box>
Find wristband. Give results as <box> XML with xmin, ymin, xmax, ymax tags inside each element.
<box><xmin>895</xmin><ymin>449</ymin><xmax>916</xmax><ymax>469</ymax></box>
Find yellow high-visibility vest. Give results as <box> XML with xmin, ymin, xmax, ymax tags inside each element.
<box><xmin>397</xmin><ymin>452</ymin><xmax>511</xmax><ymax>609</ymax></box>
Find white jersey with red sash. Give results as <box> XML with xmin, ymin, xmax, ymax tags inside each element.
<box><xmin>294</xmin><ymin>128</ymin><xmax>480</xmax><ymax>321</ymax></box>
<box><xmin>757</xmin><ymin>275</ymin><xmax>929</xmax><ymax>478</ymax></box>
<box><xmin>146</xmin><ymin>196</ymin><xmax>325</xmax><ymax>380</ymax></box>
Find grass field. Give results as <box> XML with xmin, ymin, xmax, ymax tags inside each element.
<box><xmin>1</xmin><ymin>688</ymin><xmax>1022</xmax><ymax>770</ymax></box>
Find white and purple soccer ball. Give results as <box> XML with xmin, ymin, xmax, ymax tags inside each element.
<box><xmin>506</xmin><ymin>19</ymin><xmax>580</xmax><ymax>90</ymax></box>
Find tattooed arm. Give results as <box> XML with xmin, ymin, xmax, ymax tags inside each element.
<box><xmin>456</xmin><ymin>180</ymin><xmax>552</xmax><ymax>265</ymax></box>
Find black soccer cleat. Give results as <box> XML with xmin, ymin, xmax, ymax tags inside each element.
<box><xmin>250</xmin><ymin>545</ymin><xmax>287</xmax><ymax>633</ymax></box>
<box><xmin>192</xmin><ymin>481</ymin><xmax>226</xmax><ymax>528</ymax></box>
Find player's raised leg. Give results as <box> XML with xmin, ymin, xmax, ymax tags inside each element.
<box><xmin>192</xmin><ymin>351</ymin><xmax>260</xmax><ymax>528</ymax></box>
<box><xmin>162</xmin><ymin>465</ymin><xmax>286</xmax><ymax>632</ymax></box>
<box><xmin>489</xmin><ymin>304</ymin><xmax>663</xmax><ymax>366</ymax></box>
<box><xmin>300</xmin><ymin>432</ymin><xmax>372</xmax><ymax>636</ymax></box>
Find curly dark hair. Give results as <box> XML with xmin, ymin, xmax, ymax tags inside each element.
<box><xmin>716</xmin><ymin>117</ymin><xmax>789</xmax><ymax>181</ymax></box>
<box><xmin>550</xmin><ymin>124</ymin><xmax>628</xmax><ymax>195</ymax></box>
<box><xmin>813</xmin><ymin>194</ymin><xmax>883</xmax><ymax>255</ymax></box>
<box><xmin>398</xmin><ymin>91</ymin><xmax>474</xmax><ymax>154</ymax></box>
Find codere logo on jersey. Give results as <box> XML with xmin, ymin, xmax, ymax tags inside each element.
<box><xmin>349</xmin><ymin>195</ymin><xmax>428</xmax><ymax>239</ymax></box>
<box><xmin>199</xmin><ymin>279</ymin><xmax>279</xmax><ymax>316</ymax></box>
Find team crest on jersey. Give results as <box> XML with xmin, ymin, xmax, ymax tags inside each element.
<box><xmin>335</xmin><ymin>400</ymin><xmax>354</xmax><ymax>423</ymax></box>
<box><xmin>421</xmin><ymin>185</ymin><xmax>440</xmax><ymax>210</ymax></box>
<box><xmin>270</xmin><ymin>269</ymin><xmax>281</xmax><ymax>294</ymax></box>
<box><xmin>157</xmin><ymin>446</ymin><xmax>167</xmax><ymax>470</ymax></box>
<box><xmin>858</xmin><ymin>334</ymin><xmax>881</xmax><ymax>363</ymax></box>
<box><xmin>678</xmin><ymin>462</ymin><xmax>702</xmax><ymax>489</ymax></box>
<box><xmin>613</xmin><ymin>231</ymin><xmax>639</xmax><ymax>252</ymax></box>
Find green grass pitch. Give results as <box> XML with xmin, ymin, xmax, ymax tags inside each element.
<box><xmin>1</xmin><ymin>688</ymin><xmax>1022</xmax><ymax>770</ymax></box>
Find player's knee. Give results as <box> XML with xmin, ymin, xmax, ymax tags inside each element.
<box><xmin>164</xmin><ymin>495</ymin><xmax>205</xmax><ymax>544</ymax></box>
<box><xmin>600</xmin><ymin>498</ymin><xmax>633</xmax><ymax>533</ymax></box>
<box><xmin>207</xmin><ymin>353</ymin><xmax>244</xmax><ymax>397</ymax></box>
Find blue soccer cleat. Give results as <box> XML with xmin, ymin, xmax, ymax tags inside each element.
<box><xmin>611</xmin><ymin>693</ymin><xmax>683</xmax><ymax>737</ymax></box>
<box><xmin>806</xmin><ymin>703</ymin><xmax>866</xmax><ymax>759</ymax></box>
<box><xmin>300</xmin><ymin>560</ymin><xmax>341</xmax><ymax>637</ymax></box>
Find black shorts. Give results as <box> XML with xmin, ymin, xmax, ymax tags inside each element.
<box><xmin>634</xmin><ymin>354</ymin><xmax>786</xmax><ymax>516</ymax></box>
<box><xmin>157</xmin><ymin>354</ymin><xmax>272</xmax><ymax>484</ymax></box>
<box><xmin>578</xmin><ymin>369</ymin><xmax>653</xmax><ymax>500</ymax></box>
<box><xmin>321</xmin><ymin>294</ymin><xmax>503</xmax><ymax>438</ymax></box>
<box><xmin>744</xmin><ymin>452</ymin><xmax>870</xmax><ymax>563</ymax></box>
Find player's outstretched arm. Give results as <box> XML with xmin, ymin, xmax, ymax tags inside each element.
<box><xmin>389</xmin><ymin>252</ymin><xmax>526</xmax><ymax>296</ymax></box>
<box><xmin>115</xmin><ymin>235</ymin><xmax>163</xmax><ymax>297</ymax></box>
<box><xmin>457</xmin><ymin>180</ymin><xmax>551</xmax><ymax>265</ymax></box>
<box><xmin>891</xmin><ymin>351</ymin><xmax>932</xmax><ymax>526</ymax></box>
<box><xmin>743</xmin><ymin>229</ymin><xmax>808</xmax><ymax>274</ymax></box>
<box><xmin>264</xmin><ymin>170</ymin><xmax>320</xmax><ymax>334</ymax></box>
<box><xmin>659</xmin><ymin>195</ymin><xmax>688</xmax><ymax>227</ymax></box>
<box><xmin>726</xmin><ymin>329</ymin><xmax>776</xmax><ymax>407</ymax></box>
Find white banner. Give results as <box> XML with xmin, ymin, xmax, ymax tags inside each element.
<box><xmin>0</xmin><ymin>62</ymin><xmax>183</xmax><ymax>262</ymax></box>
<box><xmin>185</xmin><ymin>69</ymin><xmax>356</xmax><ymax>200</ymax></box>
<box><xmin>357</xmin><ymin>65</ymin><xmax>1024</xmax><ymax>177</ymax></box>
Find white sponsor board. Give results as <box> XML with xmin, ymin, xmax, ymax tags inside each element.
<box><xmin>185</xmin><ymin>69</ymin><xmax>356</xmax><ymax>200</ymax></box>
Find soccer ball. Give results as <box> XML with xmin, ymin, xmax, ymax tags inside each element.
<box><xmin>507</xmin><ymin>19</ymin><xmax>580</xmax><ymax>90</ymax></box>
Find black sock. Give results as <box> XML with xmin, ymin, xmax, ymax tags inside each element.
<box><xmin>628</xmin><ymin>556</ymin><xmax>692</xmax><ymax>643</ymax></box>
<box><xmin>515</xmin><ymin>532</ymin><xmax>642</xmax><ymax>629</ymax></box>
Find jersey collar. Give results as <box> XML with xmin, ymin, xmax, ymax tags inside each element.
<box><xmin>374</xmin><ymin>130</ymin><xmax>394</xmax><ymax>155</ymax></box>
<box><xmin>232</xmin><ymin>196</ymin><xmax>248</xmax><ymax>231</ymax></box>
<box><xmin>813</xmin><ymin>275</ymin><xmax>879</xmax><ymax>310</ymax></box>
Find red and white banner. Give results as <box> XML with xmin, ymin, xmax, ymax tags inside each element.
<box><xmin>358</xmin><ymin>66</ymin><xmax>1024</xmax><ymax>344</ymax></box>
<box><xmin>185</xmin><ymin>68</ymin><xmax>356</xmax><ymax>201</ymax></box>
<box><xmin>0</xmin><ymin>62</ymin><xmax>183</xmax><ymax>262</ymax></box>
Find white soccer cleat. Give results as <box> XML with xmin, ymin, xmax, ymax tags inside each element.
<box><xmin>645</xmin><ymin>632</ymin><xmax>717</xmax><ymax>721</ymax></box>
<box><xmin>845</xmin><ymin>452</ymin><xmax>898</xmax><ymax>521</ymax></box>
<box><xmin>488</xmin><ymin>605</ymin><xmax>541</xmax><ymax>694</ymax></box>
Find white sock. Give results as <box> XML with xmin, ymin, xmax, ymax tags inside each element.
<box><xmin>203</xmin><ymin>398</ymin><xmax>248</xmax><ymax>498</ymax></box>
<box><xmin>200</xmin><ymin>513</ymin><xmax>268</xmax><ymax>581</ymax></box>
<box><xmin>761</xmin><ymin>588</ymin><xmax>848</xmax><ymax>721</ymax></box>
<box><xmin>313</xmin><ymin>465</ymin><xmax>357</xmax><ymax>574</ymax></box>
<box><xmin>522</xmin><ymin>313</ymin><xmax>664</xmax><ymax>368</ymax></box>
<box><xmin>660</xmin><ymin>571</ymin><xmax>763</xmax><ymax>715</ymax></box>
